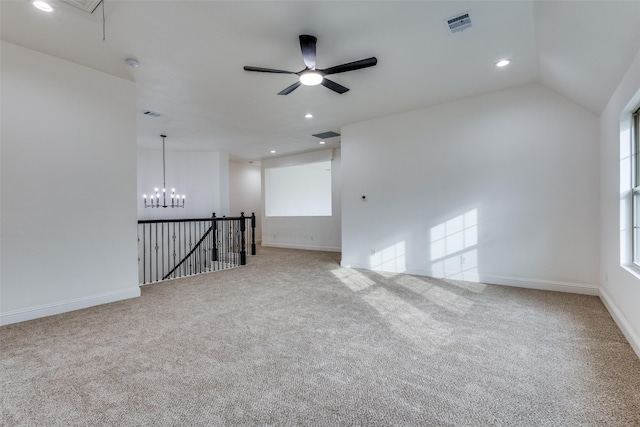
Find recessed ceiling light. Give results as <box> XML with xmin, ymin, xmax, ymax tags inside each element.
<box><xmin>299</xmin><ymin>71</ymin><xmax>323</xmax><ymax>86</ymax></box>
<box><xmin>125</xmin><ymin>58</ymin><xmax>140</xmax><ymax>68</ymax></box>
<box><xmin>270</xmin><ymin>150</ymin><xmax>276</xmax><ymax>154</ymax></box>
<box><xmin>33</xmin><ymin>1</ymin><xmax>54</xmax><ymax>12</ymax></box>
<box><xmin>305</xmin><ymin>113</ymin><xmax>313</xmax><ymax>119</ymax></box>
<box><xmin>319</xmin><ymin>141</ymin><xmax>326</xmax><ymax>145</ymax></box>
<box><xmin>496</xmin><ymin>59</ymin><xmax>510</xmax><ymax>68</ymax></box>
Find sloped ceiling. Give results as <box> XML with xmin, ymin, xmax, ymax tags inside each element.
<box><xmin>536</xmin><ymin>1</ymin><xmax>640</xmax><ymax>114</ymax></box>
<box><xmin>1</xmin><ymin>1</ymin><xmax>639</xmax><ymax>160</ymax></box>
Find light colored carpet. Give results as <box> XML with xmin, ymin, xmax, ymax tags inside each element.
<box><xmin>2</xmin><ymin>246</ymin><xmax>639</xmax><ymax>426</ymax></box>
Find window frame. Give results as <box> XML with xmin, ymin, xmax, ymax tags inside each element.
<box><xmin>632</xmin><ymin>106</ymin><xmax>640</xmax><ymax>266</ymax></box>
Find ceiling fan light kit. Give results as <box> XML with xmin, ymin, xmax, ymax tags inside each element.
<box><xmin>300</xmin><ymin>71</ymin><xmax>323</xmax><ymax>86</ymax></box>
<box><xmin>244</xmin><ymin>34</ymin><xmax>377</xmax><ymax>95</ymax></box>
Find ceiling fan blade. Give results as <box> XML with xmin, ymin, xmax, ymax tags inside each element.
<box><xmin>319</xmin><ymin>57</ymin><xmax>378</xmax><ymax>75</ymax></box>
<box><xmin>321</xmin><ymin>78</ymin><xmax>350</xmax><ymax>94</ymax></box>
<box><xmin>299</xmin><ymin>34</ymin><xmax>317</xmax><ymax>70</ymax></box>
<box><xmin>278</xmin><ymin>81</ymin><xmax>302</xmax><ymax>95</ymax></box>
<box><xmin>243</xmin><ymin>66</ymin><xmax>296</xmax><ymax>74</ymax></box>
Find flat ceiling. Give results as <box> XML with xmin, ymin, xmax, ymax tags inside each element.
<box><xmin>2</xmin><ymin>1</ymin><xmax>639</xmax><ymax>161</ymax></box>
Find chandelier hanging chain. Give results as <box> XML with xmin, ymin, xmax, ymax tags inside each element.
<box><xmin>143</xmin><ymin>135</ymin><xmax>186</xmax><ymax>208</ymax></box>
<box><xmin>162</xmin><ymin>134</ymin><xmax>166</xmax><ymax>193</ymax></box>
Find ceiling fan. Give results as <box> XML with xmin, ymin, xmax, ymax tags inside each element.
<box><xmin>243</xmin><ymin>34</ymin><xmax>377</xmax><ymax>95</ymax></box>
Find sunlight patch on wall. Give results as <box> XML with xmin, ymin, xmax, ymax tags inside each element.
<box><xmin>331</xmin><ymin>267</ymin><xmax>375</xmax><ymax>292</ymax></box>
<box><xmin>362</xmin><ymin>287</ymin><xmax>452</xmax><ymax>355</ymax></box>
<box><xmin>430</xmin><ymin>209</ymin><xmax>479</xmax><ymax>281</ymax></box>
<box><xmin>395</xmin><ymin>275</ymin><xmax>474</xmax><ymax>315</ymax></box>
<box><xmin>370</xmin><ymin>241</ymin><xmax>406</xmax><ymax>273</ymax></box>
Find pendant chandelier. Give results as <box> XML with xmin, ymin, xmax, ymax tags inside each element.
<box><xmin>143</xmin><ymin>134</ymin><xmax>185</xmax><ymax>208</ymax></box>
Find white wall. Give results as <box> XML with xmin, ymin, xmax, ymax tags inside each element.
<box><xmin>342</xmin><ymin>83</ymin><xmax>599</xmax><ymax>294</ymax></box>
<box><xmin>599</xmin><ymin>46</ymin><xmax>640</xmax><ymax>357</ymax></box>
<box><xmin>261</xmin><ymin>149</ymin><xmax>341</xmax><ymax>252</ymax></box>
<box><xmin>0</xmin><ymin>42</ymin><xmax>140</xmax><ymax>325</ymax></box>
<box><xmin>229</xmin><ymin>160</ymin><xmax>262</xmax><ymax>242</ymax></box>
<box><xmin>137</xmin><ymin>149</ymin><xmax>229</xmax><ymax>220</ymax></box>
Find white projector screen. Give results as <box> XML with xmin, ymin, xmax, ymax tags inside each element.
<box><xmin>265</xmin><ymin>161</ymin><xmax>332</xmax><ymax>217</ymax></box>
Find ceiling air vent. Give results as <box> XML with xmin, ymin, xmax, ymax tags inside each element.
<box><xmin>312</xmin><ymin>131</ymin><xmax>340</xmax><ymax>139</ymax></box>
<box><xmin>445</xmin><ymin>11</ymin><xmax>472</xmax><ymax>34</ymax></box>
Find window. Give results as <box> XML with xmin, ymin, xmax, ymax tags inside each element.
<box><xmin>264</xmin><ymin>161</ymin><xmax>332</xmax><ymax>217</ymax></box>
<box><xmin>632</xmin><ymin>107</ymin><xmax>640</xmax><ymax>265</ymax></box>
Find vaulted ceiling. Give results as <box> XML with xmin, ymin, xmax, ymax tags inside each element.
<box><xmin>2</xmin><ymin>1</ymin><xmax>639</xmax><ymax>161</ymax></box>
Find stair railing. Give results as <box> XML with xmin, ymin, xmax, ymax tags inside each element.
<box><xmin>137</xmin><ymin>212</ymin><xmax>256</xmax><ymax>284</ymax></box>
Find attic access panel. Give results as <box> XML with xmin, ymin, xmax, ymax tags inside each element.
<box><xmin>312</xmin><ymin>131</ymin><xmax>341</xmax><ymax>139</ymax></box>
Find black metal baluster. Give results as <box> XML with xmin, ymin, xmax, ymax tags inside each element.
<box><xmin>229</xmin><ymin>219</ymin><xmax>232</xmax><ymax>267</ymax></box>
<box><xmin>162</xmin><ymin>221</ymin><xmax>166</xmax><ymax>279</ymax></box>
<box><xmin>191</xmin><ymin>223</ymin><xmax>195</xmax><ymax>275</ymax></box>
<box><xmin>171</xmin><ymin>222</ymin><xmax>176</xmax><ymax>279</ymax></box>
<box><xmin>207</xmin><ymin>218</ymin><xmax>213</xmax><ymax>271</ymax></box>
<box><xmin>141</xmin><ymin>225</ymin><xmax>146</xmax><ymax>284</ymax></box>
<box><xmin>202</xmin><ymin>225</ymin><xmax>207</xmax><ymax>272</ymax></box>
<box><xmin>182</xmin><ymin>221</ymin><xmax>186</xmax><ymax>277</ymax></box>
<box><xmin>197</xmin><ymin>221</ymin><xmax>202</xmax><ymax>274</ymax></box>
<box><xmin>251</xmin><ymin>212</ymin><xmax>256</xmax><ymax>256</ymax></box>
<box><xmin>178</xmin><ymin>222</ymin><xmax>182</xmax><ymax>277</ymax></box>
<box><xmin>188</xmin><ymin>221</ymin><xmax>193</xmax><ymax>275</ymax></box>
<box><xmin>166</xmin><ymin>221</ymin><xmax>170</xmax><ymax>279</ymax></box>
<box><xmin>220</xmin><ymin>219</ymin><xmax>225</xmax><ymax>269</ymax></box>
<box><xmin>199</xmin><ymin>221</ymin><xmax>203</xmax><ymax>271</ymax></box>
<box><xmin>240</xmin><ymin>213</ymin><xmax>247</xmax><ymax>265</ymax></box>
<box><xmin>235</xmin><ymin>219</ymin><xmax>239</xmax><ymax>266</ymax></box>
<box><xmin>148</xmin><ymin>223</ymin><xmax>152</xmax><ymax>283</ymax></box>
<box><xmin>154</xmin><ymin>223</ymin><xmax>159</xmax><ymax>282</ymax></box>
<box><xmin>214</xmin><ymin>219</ymin><xmax>217</xmax><ymax>269</ymax></box>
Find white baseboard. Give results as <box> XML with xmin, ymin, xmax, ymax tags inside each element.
<box><xmin>0</xmin><ymin>287</ymin><xmax>141</xmax><ymax>326</ymax></box>
<box><xmin>262</xmin><ymin>241</ymin><xmax>341</xmax><ymax>252</ymax></box>
<box><xmin>339</xmin><ymin>262</ymin><xmax>599</xmax><ymax>296</ymax></box>
<box><xmin>599</xmin><ymin>288</ymin><xmax>640</xmax><ymax>359</ymax></box>
<box><xmin>477</xmin><ymin>274</ymin><xmax>599</xmax><ymax>296</ymax></box>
